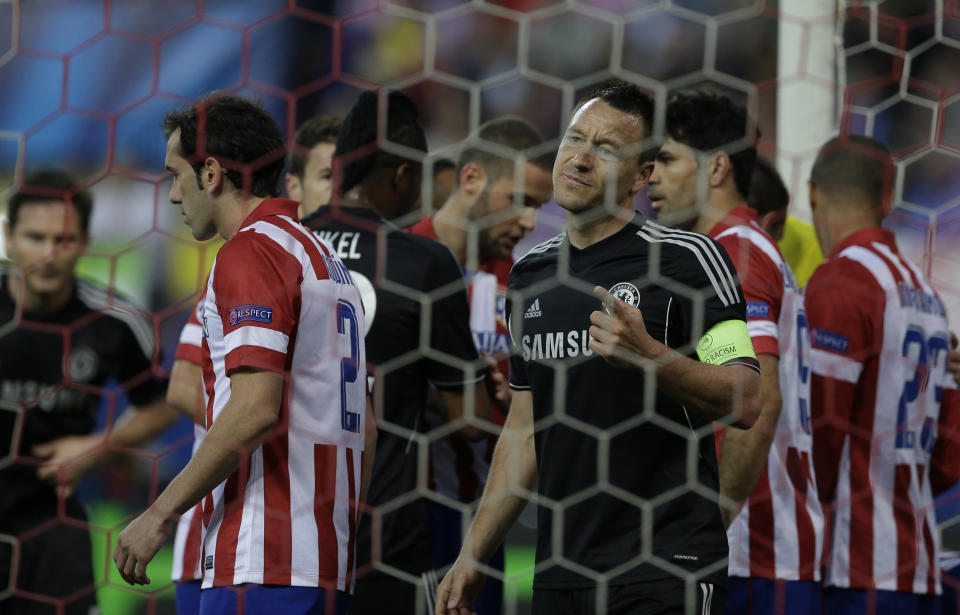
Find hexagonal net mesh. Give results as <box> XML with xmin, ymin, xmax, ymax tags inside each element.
<box><xmin>0</xmin><ymin>1</ymin><xmax>959</xmax><ymax>614</ymax></box>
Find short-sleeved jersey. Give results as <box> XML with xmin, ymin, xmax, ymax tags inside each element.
<box><xmin>507</xmin><ymin>214</ymin><xmax>751</xmax><ymax>589</ymax></box>
<box><xmin>710</xmin><ymin>206</ymin><xmax>824</xmax><ymax>582</ymax></box>
<box><xmin>806</xmin><ymin>227</ymin><xmax>960</xmax><ymax>594</ymax></box>
<box><xmin>170</xmin><ymin>299</ymin><xmax>205</xmax><ymax>583</ymax></box>
<box><xmin>408</xmin><ymin>215</ymin><xmax>508</xmax><ymax>503</ymax></box>
<box><xmin>303</xmin><ymin>205</ymin><xmax>483</xmax><ymax>576</ymax></box>
<box><xmin>0</xmin><ymin>272</ymin><xmax>164</xmax><ymax>517</ymax></box>
<box><xmin>198</xmin><ymin>199</ymin><xmax>367</xmax><ymax>592</ymax></box>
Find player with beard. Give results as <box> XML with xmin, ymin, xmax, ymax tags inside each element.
<box><xmin>285</xmin><ymin>115</ymin><xmax>341</xmax><ymax>219</ymax></box>
<box><xmin>408</xmin><ymin>116</ymin><xmax>553</xmax><ymax>614</ymax></box>
<box><xmin>436</xmin><ymin>80</ymin><xmax>761</xmax><ymax>615</ymax></box>
<box><xmin>113</xmin><ymin>94</ymin><xmax>373</xmax><ymax>615</ymax></box>
<box><xmin>302</xmin><ymin>90</ymin><xmax>491</xmax><ymax>614</ymax></box>
<box><xmin>0</xmin><ymin>171</ymin><xmax>175</xmax><ymax>615</ymax></box>
<box><xmin>647</xmin><ymin>91</ymin><xmax>824</xmax><ymax>614</ymax></box>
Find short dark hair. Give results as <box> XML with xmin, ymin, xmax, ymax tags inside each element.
<box><xmin>434</xmin><ymin>157</ymin><xmax>456</xmax><ymax>175</ymax></box>
<box><xmin>288</xmin><ymin>115</ymin><xmax>342</xmax><ymax>179</ymax></box>
<box><xmin>665</xmin><ymin>92</ymin><xmax>758</xmax><ymax>200</ymax></box>
<box><xmin>7</xmin><ymin>170</ymin><xmax>93</xmax><ymax>233</ymax></box>
<box><xmin>748</xmin><ymin>157</ymin><xmax>789</xmax><ymax>216</ymax></box>
<box><xmin>575</xmin><ymin>79</ymin><xmax>655</xmax><ymax>161</ymax></box>
<box><xmin>334</xmin><ymin>90</ymin><xmax>428</xmax><ymax>195</ymax></box>
<box><xmin>163</xmin><ymin>94</ymin><xmax>285</xmax><ymax>198</ymax></box>
<box><xmin>810</xmin><ymin>135</ymin><xmax>893</xmax><ymax>209</ymax></box>
<box><xmin>457</xmin><ymin>117</ymin><xmax>553</xmax><ymax>183</ymax></box>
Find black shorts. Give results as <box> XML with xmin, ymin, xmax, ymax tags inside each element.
<box><xmin>0</xmin><ymin>493</ymin><xmax>98</xmax><ymax>615</ymax></box>
<box><xmin>533</xmin><ymin>578</ymin><xmax>725</xmax><ymax>615</ymax></box>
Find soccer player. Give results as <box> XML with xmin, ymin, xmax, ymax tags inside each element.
<box><xmin>0</xmin><ymin>170</ymin><xmax>174</xmax><ymax>615</ymax></box>
<box><xmin>747</xmin><ymin>156</ymin><xmax>789</xmax><ymax>242</ymax></box>
<box><xmin>805</xmin><ymin>135</ymin><xmax>960</xmax><ymax>615</ymax></box>
<box><xmin>113</xmin><ymin>94</ymin><xmax>375</xmax><ymax>615</ymax></box>
<box><xmin>285</xmin><ymin>115</ymin><xmax>341</xmax><ymax>219</ymax></box>
<box><xmin>436</xmin><ymin>80</ymin><xmax>761</xmax><ymax>615</ymax></box>
<box><xmin>301</xmin><ymin>90</ymin><xmax>490</xmax><ymax>614</ymax></box>
<box><xmin>408</xmin><ymin>116</ymin><xmax>553</xmax><ymax>614</ymax></box>
<box><xmin>648</xmin><ymin>92</ymin><xmax>824</xmax><ymax>614</ymax></box>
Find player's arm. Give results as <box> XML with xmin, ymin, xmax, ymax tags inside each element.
<box><xmin>35</xmin><ymin>305</ymin><xmax>185</xmax><ymax>495</ymax></box>
<box><xmin>34</xmin><ymin>398</ymin><xmax>181</xmax><ymax>496</ymax></box>
<box><xmin>805</xmin><ymin>260</ymin><xmax>880</xmax><ymax>504</ymax></box>
<box><xmin>427</xmin><ymin>245</ymin><xmax>495</xmax><ymax>441</ymax></box>
<box><xmin>718</xmin><ymin>353</ymin><xmax>781</xmax><ymax>526</ymax></box>
<box><xmin>930</xmin><ymin>378</ymin><xmax>960</xmax><ymax>495</ymax></box>
<box><xmin>435</xmin><ymin>389</ymin><xmax>537</xmax><ymax>615</ymax></box>
<box><xmin>166</xmin><ymin>358</ymin><xmax>205</xmax><ymax>425</ymax></box>
<box><xmin>589</xmin><ymin>286</ymin><xmax>761</xmax><ymax>427</ymax></box>
<box><xmin>114</xmin><ymin>367</ymin><xmax>282</xmax><ymax>585</ymax></box>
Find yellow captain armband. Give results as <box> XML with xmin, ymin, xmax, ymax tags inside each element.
<box><xmin>696</xmin><ymin>320</ymin><xmax>759</xmax><ymax>371</ymax></box>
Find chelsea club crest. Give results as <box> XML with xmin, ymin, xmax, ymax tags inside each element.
<box><xmin>609</xmin><ymin>282</ymin><xmax>641</xmax><ymax>307</ymax></box>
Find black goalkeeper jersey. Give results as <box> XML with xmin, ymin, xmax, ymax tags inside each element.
<box><xmin>302</xmin><ymin>205</ymin><xmax>483</xmax><ymax>576</ymax></box>
<box><xmin>507</xmin><ymin>213</ymin><xmax>748</xmax><ymax>589</ymax></box>
<box><xmin>0</xmin><ymin>272</ymin><xmax>165</xmax><ymax>517</ymax></box>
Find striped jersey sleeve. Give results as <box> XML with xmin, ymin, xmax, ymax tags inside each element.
<box><xmin>210</xmin><ymin>234</ymin><xmax>305</xmax><ymax>376</ymax></box>
<box><xmin>714</xmin><ymin>227</ymin><xmax>784</xmax><ymax>356</ymax></box>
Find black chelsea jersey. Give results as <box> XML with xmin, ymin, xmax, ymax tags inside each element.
<box><xmin>303</xmin><ymin>205</ymin><xmax>483</xmax><ymax>576</ymax></box>
<box><xmin>0</xmin><ymin>273</ymin><xmax>165</xmax><ymax>517</ymax></box>
<box><xmin>507</xmin><ymin>213</ymin><xmax>749</xmax><ymax>589</ymax></box>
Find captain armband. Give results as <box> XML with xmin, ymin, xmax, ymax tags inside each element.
<box><xmin>695</xmin><ymin>320</ymin><xmax>760</xmax><ymax>373</ymax></box>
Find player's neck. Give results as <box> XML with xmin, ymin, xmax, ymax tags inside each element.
<box><xmin>693</xmin><ymin>195</ymin><xmax>746</xmax><ymax>235</ymax></box>
<box><xmin>217</xmin><ymin>194</ymin><xmax>269</xmax><ymax>240</ymax></box>
<box><xmin>825</xmin><ymin>210</ymin><xmax>883</xmax><ymax>255</ymax></box>
<box><xmin>7</xmin><ymin>273</ymin><xmax>74</xmax><ymax>316</ymax></box>
<box><xmin>565</xmin><ymin>203</ymin><xmax>634</xmax><ymax>249</ymax></box>
<box><xmin>432</xmin><ymin>193</ymin><xmax>473</xmax><ymax>265</ymax></box>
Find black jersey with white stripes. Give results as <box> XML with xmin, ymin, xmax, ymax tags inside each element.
<box><xmin>302</xmin><ymin>205</ymin><xmax>484</xmax><ymax>577</ymax></box>
<box><xmin>506</xmin><ymin>212</ymin><xmax>747</xmax><ymax>590</ymax></box>
<box><xmin>0</xmin><ymin>272</ymin><xmax>165</xmax><ymax>516</ymax></box>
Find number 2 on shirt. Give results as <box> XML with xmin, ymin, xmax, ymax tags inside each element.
<box><xmin>337</xmin><ymin>299</ymin><xmax>362</xmax><ymax>433</ymax></box>
<box><xmin>897</xmin><ymin>325</ymin><xmax>949</xmax><ymax>450</ymax></box>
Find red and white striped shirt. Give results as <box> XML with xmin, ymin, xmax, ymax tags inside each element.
<box><xmin>198</xmin><ymin>198</ymin><xmax>367</xmax><ymax>591</ymax></box>
<box><xmin>170</xmin><ymin>299</ymin><xmax>205</xmax><ymax>583</ymax></box>
<box><xmin>806</xmin><ymin>227</ymin><xmax>960</xmax><ymax>594</ymax></box>
<box><xmin>711</xmin><ymin>206</ymin><xmax>824</xmax><ymax>582</ymax></box>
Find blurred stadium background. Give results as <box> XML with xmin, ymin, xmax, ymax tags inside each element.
<box><xmin>1</xmin><ymin>0</ymin><xmax>959</xmax><ymax>613</ymax></box>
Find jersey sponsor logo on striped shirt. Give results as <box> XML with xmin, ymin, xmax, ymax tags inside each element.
<box><xmin>228</xmin><ymin>305</ymin><xmax>274</xmax><ymax>326</ymax></box>
<box><xmin>746</xmin><ymin>301</ymin><xmax>770</xmax><ymax>318</ymax></box>
<box><xmin>810</xmin><ymin>328</ymin><xmax>850</xmax><ymax>353</ymax></box>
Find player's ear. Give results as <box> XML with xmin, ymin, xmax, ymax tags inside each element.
<box><xmin>807</xmin><ymin>179</ymin><xmax>818</xmax><ymax>213</ymax></box>
<box><xmin>285</xmin><ymin>173</ymin><xmax>302</xmax><ymax>203</ymax></box>
<box><xmin>629</xmin><ymin>161</ymin><xmax>652</xmax><ymax>195</ymax></box>
<box><xmin>202</xmin><ymin>157</ymin><xmax>224</xmax><ymax>194</ymax></box>
<box><xmin>459</xmin><ymin>162</ymin><xmax>486</xmax><ymax>197</ymax></box>
<box><xmin>708</xmin><ymin>152</ymin><xmax>730</xmax><ymax>188</ymax></box>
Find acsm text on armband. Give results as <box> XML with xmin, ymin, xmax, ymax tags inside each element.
<box><xmin>703</xmin><ymin>344</ymin><xmax>740</xmax><ymax>364</ymax></box>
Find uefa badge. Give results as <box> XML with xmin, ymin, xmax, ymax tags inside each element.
<box><xmin>609</xmin><ymin>282</ymin><xmax>641</xmax><ymax>307</ymax></box>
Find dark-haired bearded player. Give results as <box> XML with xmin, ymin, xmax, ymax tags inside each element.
<box><xmin>436</xmin><ymin>80</ymin><xmax>762</xmax><ymax>615</ymax></box>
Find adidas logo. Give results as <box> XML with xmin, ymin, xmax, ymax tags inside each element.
<box><xmin>524</xmin><ymin>298</ymin><xmax>542</xmax><ymax>319</ymax></box>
